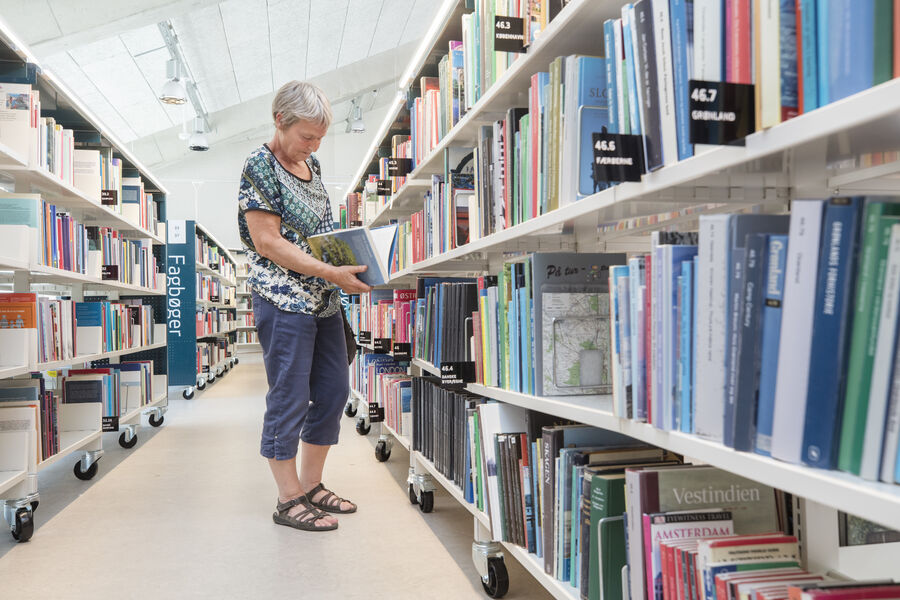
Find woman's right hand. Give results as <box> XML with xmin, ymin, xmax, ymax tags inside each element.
<box><xmin>329</xmin><ymin>265</ymin><xmax>372</xmax><ymax>294</ymax></box>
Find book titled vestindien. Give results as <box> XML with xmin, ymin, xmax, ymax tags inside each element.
<box><xmin>307</xmin><ymin>224</ymin><xmax>398</xmax><ymax>287</ymax></box>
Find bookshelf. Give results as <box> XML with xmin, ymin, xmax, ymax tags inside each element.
<box><xmin>345</xmin><ymin>0</ymin><xmax>900</xmax><ymax>597</ymax></box>
<box><xmin>0</xmin><ymin>21</ymin><xmax>171</xmax><ymax>543</ymax></box>
<box><xmin>166</xmin><ymin>222</ymin><xmax>239</xmax><ymax>400</ymax></box>
<box><xmin>230</xmin><ymin>248</ymin><xmax>259</xmax><ymax>352</ymax></box>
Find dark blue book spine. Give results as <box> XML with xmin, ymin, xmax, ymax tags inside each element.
<box><xmin>722</xmin><ymin>246</ymin><xmax>746</xmax><ymax>448</ymax></box>
<box><xmin>670</xmin><ymin>0</ymin><xmax>694</xmax><ymax>161</ymax></box>
<box><xmin>799</xmin><ymin>0</ymin><xmax>818</xmax><ymax>112</ymax></box>
<box><xmin>732</xmin><ymin>234</ymin><xmax>769</xmax><ymax>451</ymax></box>
<box><xmin>801</xmin><ymin>197</ymin><xmax>863</xmax><ymax>468</ymax></box>
<box><xmin>755</xmin><ymin>234</ymin><xmax>790</xmax><ymax>456</ymax></box>
<box><xmin>634</xmin><ymin>0</ymin><xmax>663</xmax><ymax>171</ymax></box>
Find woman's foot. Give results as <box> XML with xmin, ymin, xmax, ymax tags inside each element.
<box><xmin>304</xmin><ymin>482</ymin><xmax>357</xmax><ymax>513</ymax></box>
<box><xmin>276</xmin><ymin>494</ymin><xmax>338</xmax><ymax>529</ymax></box>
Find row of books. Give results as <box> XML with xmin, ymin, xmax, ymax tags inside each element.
<box><xmin>0</xmin><ymin>294</ymin><xmax>162</xmax><ymax>368</ymax></box>
<box><xmin>355</xmin><ymin>356</ymin><xmax>412</xmax><ymax>436</ymax></box>
<box><xmin>345</xmin><ymin>289</ymin><xmax>416</xmax><ymax>344</ymax></box>
<box><xmin>239</xmin><ymin>313</ymin><xmax>255</xmax><ymax>327</ymax></box>
<box><xmin>197</xmin><ymin>273</ymin><xmax>235</xmax><ymax>305</ymax></box>
<box><xmin>197</xmin><ymin>339</ymin><xmax>231</xmax><ymax>374</ymax></box>
<box><xmin>196</xmin><ymin>235</ymin><xmax>236</xmax><ymax>282</ymax></box>
<box><xmin>60</xmin><ymin>360</ymin><xmax>155</xmax><ymax>421</ymax></box>
<box><xmin>196</xmin><ymin>308</ymin><xmax>236</xmax><ymax>338</ymax></box>
<box><xmin>236</xmin><ymin>330</ymin><xmax>257</xmax><ymax>345</ymax></box>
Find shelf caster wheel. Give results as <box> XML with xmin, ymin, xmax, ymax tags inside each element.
<box><xmin>196</xmin><ymin>379</ymin><xmax>207</xmax><ymax>391</ymax></box>
<box><xmin>118</xmin><ymin>431</ymin><xmax>137</xmax><ymax>449</ymax></box>
<box><xmin>216</xmin><ymin>367</ymin><xmax>224</xmax><ymax>377</ymax></box>
<box><xmin>182</xmin><ymin>387</ymin><xmax>195</xmax><ymax>399</ymax></box>
<box><xmin>418</xmin><ymin>490</ymin><xmax>434</xmax><ymax>513</ymax></box>
<box><xmin>375</xmin><ymin>440</ymin><xmax>391</xmax><ymax>462</ymax></box>
<box><xmin>356</xmin><ymin>419</ymin><xmax>370</xmax><ymax>435</ymax></box>
<box><xmin>208</xmin><ymin>374</ymin><xmax>216</xmax><ymax>384</ymax></box>
<box><xmin>481</xmin><ymin>557</ymin><xmax>509</xmax><ymax>598</ymax></box>
<box><xmin>234</xmin><ymin>357</ymin><xmax>239</xmax><ymax>365</ymax></box>
<box><xmin>149</xmin><ymin>413</ymin><xmax>165</xmax><ymax>427</ymax></box>
<box><xmin>73</xmin><ymin>460</ymin><xmax>99</xmax><ymax>481</ymax></box>
<box><xmin>409</xmin><ymin>483</ymin><xmax>418</xmax><ymax>505</ymax></box>
<box><xmin>10</xmin><ymin>507</ymin><xmax>33</xmax><ymax>543</ymax></box>
<box><xmin>344</xmin><ymin>402</ymin><xmax>357</xmax><ymax>418</ymax></box>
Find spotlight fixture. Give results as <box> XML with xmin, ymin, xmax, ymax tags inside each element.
<box><xmin>347</xmin><ymin>98</ymin><xmax>365</xmax><ymax>134</ymax></box>
<box><xmin>159</xmin><ymin>59</ymin><xmax>187</xmax><ymax>105</ymax></box>
<box><xmin>188</xmin><ymin>116</ymin><xmax>209</xmax><ymax>151</ymax></box>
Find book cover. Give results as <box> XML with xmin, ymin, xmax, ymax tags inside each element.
<box><xmin>826</xmin><ymin>0</ymin><xmax>874</xmax><ymax>103</ymax></box>
<box><xmin>798</xmin><ymin>0</ymin><xmax>818</xmax><ymax>112</ymax></box>
<box><xmin>670</xmin><ymin>0</ymin><xmax>695</xmax><ymax>161</ymax></box>
<box><xmin>801</xmin><ymin>197</ymin><xmax>863</xmax><ymax>469</ymax></box>
<box><xmin>308</xmin><ymin>224</ymin><xmax>398</xmax><ymax>287</ymax></box>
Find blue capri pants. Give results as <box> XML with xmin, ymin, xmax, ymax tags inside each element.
<box><xmin>253</xmin><ymin>291</ymin><xmax>350</xmax><ymax>460</ymax></box>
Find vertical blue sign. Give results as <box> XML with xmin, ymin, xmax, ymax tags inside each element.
<box><xmin>166</xmin><ymin>220</ymin><xmax>197</xmax><ymax>386</ymax></box>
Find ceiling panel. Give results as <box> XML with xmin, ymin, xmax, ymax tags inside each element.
<box><xmin>305</xmin><ymin>0</ymin><xmax>350</xmax><ymax>78</ymax></box>
<box><xmin>400</xmin><ymin>0</ymin><xmax>441</xmax><ymax>45</ymax></box>
<box><xmin>79</xmin><ymin>54</ymin><xmax>150</xmax><ymax>108</ymax></box>
<box><xmin>47</xmin><ymin>0</ymin><xmax>173</xmax><ymax>34</ymax></box>
<box><xmin>336</xmin><ymin>0</ymin><xmax>383</xmax><ymax>67</ymax></box>
<box><xmin>367</xmin><ymin>0</ymin><xmax>415</xmax><ymax>56</ymax></box>
<box><xmin>119</xmin><ymin>24</ymin><xmax>165</xmax><ymax>57</ymax></box>
<box><xmin>119</xmin><ymin>100</ymin><xmax>174</xmax><ymax>137</ymax></box>
<box><xmin>66</xmin><ymin>36</ymin><xmax>129</xmax><ymax>66</ymax></box>
<box><xmin>0</xmin><ymin>1</ymin><xmax>61</xmax><ymax>46</ymax></box>
<box><xmin>268</xmin><ymin>0</ymin><xmax>310</xmax><ymax>83</ymax></box>
<box><xmin>219</xmin><ymin>0</ymin><xmax>268</xmax><ymax>45</ymax></box>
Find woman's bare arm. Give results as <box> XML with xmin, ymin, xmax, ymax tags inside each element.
<box><xmin>245</xmin><ymin>210</ymin><xmax>372</xmax><ymax>294</ymax></box>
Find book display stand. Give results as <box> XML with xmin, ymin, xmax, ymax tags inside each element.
<box><xmin>166</xmin><ymin>221</ymin><xmax>238</xmax><ymax>400</ymax></box>
<box><xmin>344</xmin><ymin>0</ymin><xmax>900</xmax><ymax>598</ymax></box>
<box><xmin>0</xmin><ymin>24</ymin><xmax>169</xmax><ymax>542</ymax></box>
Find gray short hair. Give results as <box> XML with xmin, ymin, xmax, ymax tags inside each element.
<box><xmin>272</xmin><ymin>81</ymin><xmax>332</xmax><ymax>129</ymax></box>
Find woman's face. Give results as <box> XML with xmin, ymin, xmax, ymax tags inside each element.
<box><xmin>276</xmin><ymin>116</ymin><xmax>327</xmax><ymax>164</ymax></box>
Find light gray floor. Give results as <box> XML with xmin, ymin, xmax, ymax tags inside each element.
<box><xmin>0</xmin><ymin>353</ymin><xmax>553</xmax><ymax>600</ymax></box>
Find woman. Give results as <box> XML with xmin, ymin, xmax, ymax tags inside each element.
<box><xmin>238</xmin><ymin>80</ymin><xmax>371</xmax><ymax>531</ymax></box>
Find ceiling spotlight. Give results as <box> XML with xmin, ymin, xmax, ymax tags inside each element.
<box><xmin>347</xmin><ymin>98</ymin><xmax>365</xmax><ymax>134</ymax></box>
<box><xmin>188</xmin><ymin>116</ymin><xmax>209</xmax><ymax>151</ymax></box>
<box><xmin>159</xmin><ymin>59</ymin><xmax>187</xmax><ymax>105</ymax></box>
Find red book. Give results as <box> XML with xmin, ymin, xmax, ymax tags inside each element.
<box><xmin>802</xmin><ymin>587</ymin><xmax>900</xmax><ymax>599</ymax></box>
<box><xmin>726</xmin><ymin>0</ymin><xmax>753</xmax><ymax>84</ymax></box>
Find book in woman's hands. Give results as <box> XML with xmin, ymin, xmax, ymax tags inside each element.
<box><xmin>307</xmin><ymin>224</ymin><xmax>398</xmax><ymax>287</ymax></box>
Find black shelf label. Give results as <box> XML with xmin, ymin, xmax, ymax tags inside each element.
<box><xmin>368</xmin><ymin>404</ymin><xmax>385</xmax><ymax>423</ymax></box>
<box><xmin>101</xmin><ymin>190</ymin><xmax>118</xmax><ymax>206</ymax></box>
<box><xmin>350</xmin><ymin>220</ymin><xmax>363</xmax><ymax>228</ymax></box>
<box><xmin>387</xmin><ymin>158</ymin><xmax>413</xmax><ymax>177</ymax></box>
<box><xmin>688</xmin><ymin>79</ymin><xmax>756</xmax><ymax>145</ymax></box>
<box><xmin>101</xmin><ymin>264</ymin><xmax>119</xmax><ymax>280</ymax></box>
<box><xmin>102</xmin><ymin>416</ymin><xmax>119</xmax><ymax>432</ymax></box>
<box><xmin>392</xmin><ymin>342</ymin><xmax>411</xmax><ymax>360</ymax></box>
<box><xmin>494</xmin><ymin>16</ymin><xmax>526</xmax><ymax>53</ymax></box>
<box><xmin>374</xmin><ymin>337</ymin><xmax>391</xmax><ymax>353</ymax></box>
<box><xmin>210</xmin><ymin>294</ymin><xmax>220</xmax><ymax>303</ymax></box>
<box><xmin>209</xmin><ymin>262</ymin><xmax>219</xmax><ymax>271</ymax></box>
<box><xmin>358</xmin><ymin>330</ymin><xmax>372</xmax><ymax>344</ymax></box>
<box><xmin>440</xmin><ymin>361</ymin><xmax>476</xmax><ymax>388</ymax></box>
<box><xmin>376</xmin><ymin>179</ymin><xmax>392</xmax><ymax>196</ymax></box>
<box><xmin>591</xmin><ymin>133</ymin><xmax>645</xmax><ymax>183</ymax></box>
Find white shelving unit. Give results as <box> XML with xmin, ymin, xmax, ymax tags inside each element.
<box><xmin>343</xmin><ymin>0</ymin><xmax>900</xmax><ymax>597</ymax></box>
<box><xmin>229</xmin><ymin>248</ymin><xmax>258</xmax><ymax>352</ymax></box>
<box><xmin>0</xmin><ymin>21</ymin><xmax>172</xmax><ymax>544</ymax></box>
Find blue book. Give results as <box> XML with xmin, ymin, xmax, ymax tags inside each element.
<box><xmin>666</xmin><ymin>246</ymin><xmax>698</xmax><ymax>430</ymax></box>
<box><xmin>799</xmin><ymin>0</ymin><xmax>818</xmax><ymax>112</ymax></box>
<box><xmin>801</xmin><ymin>197</ymin><xmax>864</xmax><ymax>468</ymax></box>
<box><xmin>754</xmin><ymin>234</ymin><xmax>789</xmax><ymax>456</ymax></box>
<box><xmin>680</xmin><ymin>258</ymin><xmax>693</xmax><ymax>433</ymax></box>
<box><xmin>780</xmin><ymin>0</ymin><xmax>799</xmax><ymax>118</ymax></box>
<box><xmin>509</xmin><ymin>267</ymin><xmax>520</xmax><ymax>392</ymax></box>
<box><xmin>815</xmin><ymin>0</ymin><xmax>829</xmax><ymax>105</ymax></box>
<box><xmin>691</xmin><ymin>254</ymin><xmax>699</xmax><ymax>433</ymax></box>
<box><xmin>518</xmin><ymin>278</ymin><xmax>532</xmax><ymax>395</ymax></box>
<box><xmin>577</xmin><ymin>56</ymin><xmax>612</xmax><ymax>200</ymax></box>
<box><xmin>622</xmin><ymin>4</ymin><xmax>643</xmax><ymax>135</ymax></box>
<box><xmin>826</xmin><ymin>0</ymin><xmax>874</xmax><ymax>103</ymax></box>
<box><xmin>75</xmin><ymin>302</ymin><xmax>103</xmax><ymax>327</ymax></box>
<box><xmin>604</xmin><ymin>20</ymin><xmax>619</xmax><ymax>135</ymax></box>
<box><xmin>729</xmin><ymin>234</ymin><xmax>770</xmax><ymax>451</ymax></box>
<box><xmin>307</xmin><ymin>224</ymin><xmax>398</xmax><ymax>287</ymax></box>
<box><xmin>669</xmin><ymin>0</ymin><xmax>694</xmax><ymax>161</ymax></box>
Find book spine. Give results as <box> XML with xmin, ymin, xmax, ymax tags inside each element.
<box><xmin>882</xmin><ymin>322</ymin><xmax>900</xmax><ymax>482</ymax></box>
<box><xmin>771</xmin><ymin>200</ymin><xmax>825</xmax><ymax>464</ymax></box>
<box><xmin>694</xmin><ymin>0</ymin><xmax>724</xmax><ymax>81</ymax></box>
<box><xmin>801</xmin><ymin>197</ymin><xmax>863</xmax><ymax>469</ymax></box>
<box><xmin>670</xmin><ymin>0</ymin><xmax>695</xmax><ymax>161</ymax></box>
<box><xmin>634</xmin><ymin>0</ymin><xmax>663</xmax><ymax>171</ymax></box>
<box><xmin>680</xmin><ymin>259</ymin><xmax>694</xmax><ymax>433</ymax></box>
<box><xmin>605</xmin><ymin>20</ymin><xmax>620</xmax><ymax>135</ymax></box>
<box><xmin>779</xmin><ymin>0</ymin><xmax>799</xmax><ymax>121</ymax></box>
<box><xmin>798</xmin><ymin>0</ymin><xmax>817</xmax><ymax>112</ymax></box>
<box><xmin>722</xmin><ymin>244</ymin><xmax>746</xmax><ymax>448</ymax></box>
<box><xmin>624</xmin><ymin>5</ymin><xmax>645</xmax><ymax>135</ymax></box>
<box><xmin>651</xmin><ymin>0</ymin><xmax>678</xmax><ymax>166</ymax></box>
<box><xmin>815</xmin><ymin>0</ymin><xmax>829</xmax><ymax>105</ymax></box>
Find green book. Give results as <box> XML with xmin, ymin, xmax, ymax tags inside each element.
<box><xmin>589</xmin><ymin>472</ymin><xmax>627</xmax><ymax>600</ymax></box>
<box><xmin>474</xmin><ymin>412</ymin><xmax>484</xmax><ymax>512</ymax></box>
<box><xmin>839</xmin><ymin>203</ymin><xmax>900</xmax><ymax>473</ymax></box>
<box><xmin>873</xmin><ymin>0</ymin><xmax>894</xmax><ymax>85</ymax></box>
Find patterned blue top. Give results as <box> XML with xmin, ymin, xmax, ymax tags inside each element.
<box><xmin>238</xmin><ymin>145</ymin><xmax>340</xmax><ymax>316</ymax></box>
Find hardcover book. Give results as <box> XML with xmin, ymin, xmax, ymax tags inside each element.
<box><xmin>307</xmin><ymin>224</ymin><xmax>398</xmax><ymax>287</ymax></box>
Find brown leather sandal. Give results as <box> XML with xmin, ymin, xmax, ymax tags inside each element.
<box><xmin>305</xmin><ymin>483</ymin><xmax>357</xmax><ymax>514</ymax></box>
<box><xmin>272</xmin><ymin>495</ymin><xmax>337</xmax><ymax>531</ymax></box>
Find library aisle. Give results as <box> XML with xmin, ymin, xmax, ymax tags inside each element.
<box><xmin>0</xmin><ymin>355</ymin><xmax>551</xmax><ymax>600</ymax></box>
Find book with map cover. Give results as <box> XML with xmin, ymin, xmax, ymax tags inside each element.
<box><xmin>531</xmin><ymin>253</ymin><xmax>626</xmax><ymax>396</ymax></box>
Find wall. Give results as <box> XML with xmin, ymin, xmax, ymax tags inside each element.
<box><xmin>157</xmin><ymin>101</ymin><xmax>392</xmax><ymax>249</ymax></box>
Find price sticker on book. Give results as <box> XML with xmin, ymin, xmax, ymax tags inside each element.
<box><xmin>102</xmin><ymin>416</ymin><xmax>120</xmax><ymax>432</ymax></box>
<box><xmin>494</xmin><ymin>16</ymin><xmax>526</xmax><ymax>53</ymax></box>
<box><xmin>101</xmin><ymin>190</ymin><xmax>118</xmax><ymax>206</ymax></box>
<box><xmin>358</xmin><ymin>330</ymin><xmax>372</xmax><ymax>345</ymax></box>
<box><xmin>368</xmin><ymin>404</ymin><xmax>385</xmax><ymax>423</ymax></box>
<box><xmin>688</xmin><ymin>79</ymin><xmax>756</xmax><ymax>145</ymax></box>
<box><xmin>102</xmin><ymin>264</ymin><xmax>119</xmax><ymax>280</ymax></box>
<box><xmin>387</xmin><ymin>158</ymin><xmax>413</xmax><ymax>177</ymax></box>
<box><xmin>376</xmin><ymin>179</ymin><xmax>392</xmax><ymax>196</ymax></box>
<box><xmin>392</xmin><ymin>342</ymin><xmax>411</xmax><ymax>360</ymax></box>
<box><xmin>440</xmin><ymin>361</ymin><xmax>476</xmax><ymax>388</ymax></box>
<box><xmin>591</xmin><ymin>133</ymin><xmax>645</xmax><ymax>182</ymax></box>
<box><xmin>373</xmin><ymin>337</ymin><xmax>391</xmax><ymax>353</ymax></box>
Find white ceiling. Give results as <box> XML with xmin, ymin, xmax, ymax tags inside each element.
<box><xmin>0</xmin><ymin>0</ymin><xmax>439</xmax><ymax>167</ymax></box>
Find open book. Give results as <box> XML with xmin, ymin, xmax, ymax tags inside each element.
<box><xmin>307</xmin><ymin>224</ymin><xmax>398</xmax><ymax>287</ymax></box>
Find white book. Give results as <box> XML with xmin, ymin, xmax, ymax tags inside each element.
<box><xmin>651</xmin><ymin>0</ymin><xmax>679</xmax><ymax>166</ymax></box>
<box><xmin>756</xmin><ymin>0</ymin><xmax>781</xmax><ymax>129</ymax></box>
<box><xmin>695</xmin><ymin>215</ymin><xmax>730</xmax><ymax>441</ymax></box>
<box><xmin>771</xmin><ymin>200</ymin><xmax>825</xmax><ymax>464</ymax></box>
<box><xmin>613</xmin><ymin>19</ymin><xmax>627</xmax><ymax>133</ymax></box>
<box><xmin>629</xmin><ymin>257</ymin><xmax>645</xmax><ymax>419</ymax></box>
<box><xmin>693</xmin><ymin>0</ymin><xmax>723</xmax><ymax>80</ymax></box>
<box><xmin>73</xmin><ymin>149</ymin><xmax>101</xmax><ymax>201</ymax></box>
<box><xmin>477</xmin><ymin>402</ymin><xmax>528</xmax><ymax>541</ymax></box>
<box><xmin>0</xmin><ymin>83</ymin><xmax>34</xmax><ymax>160</ymax></box>
<box><xmin>865</xmin><ymin>224</ymin><xmax>900</xmax><ymax>480</ymax></box>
